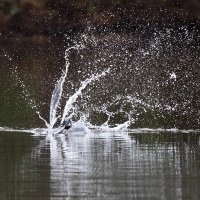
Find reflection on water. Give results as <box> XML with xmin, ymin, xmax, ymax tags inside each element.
<box><xmin>0</xmin><ymin>130</ymin><xmax>200</xmax><ymax>199</ymax></box>
<box><xmin>0</xmin><ymin>132</ymin><xmax>50</xmax><ymax>199</ymax></box>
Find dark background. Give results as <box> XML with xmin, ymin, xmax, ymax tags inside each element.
<box><xmin>1</xmin><ymin>0</ymin><xmax>200</xmax><ymax>42</ymax></box>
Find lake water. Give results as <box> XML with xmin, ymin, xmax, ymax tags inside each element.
<box><xmin>0</xmin><ymin>32</ymin><xmax>200</xmax><ymax>199</ymax></box>
<box><xmin>0</xmin><ymin>130</ymin><xmax>200</xmax><ymax>199</ymax></box>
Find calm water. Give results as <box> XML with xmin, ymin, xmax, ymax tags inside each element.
<box><xmin>0</xmin><ymin>32</ymin><xmax>200</xmax><ymax>199</ymax></box>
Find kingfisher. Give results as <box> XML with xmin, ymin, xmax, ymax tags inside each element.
<box><xmin>60</xmin><ymin>118</ymin><xmax>72</xmax><ymax>130</ymax></box>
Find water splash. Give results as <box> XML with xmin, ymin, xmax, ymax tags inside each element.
<box><xmin>60</xmin><ymin>68</ymin><xmax>110</xmax><ymax>124</ymax></box>
<box><xmin>49</xmin><ymin>67</ymin><xmax>110</xmax><ymax>129</ymax></box>
<box><xmin>3</xmin><ymin>24</ymin><xmax>200</xmax><ymax>132</ymax></box>
<box><xmin>49</xmin><ymin>55</ymin><xmax>69</xmax><ymax>127</ymax></box>
<box><xmin>36</xmin><ymin>31</ymin><xmax>200</xmax><ymax>130</ymax></box>
<box><xmin>49</xmin><ymin>38</ymin><xmax>87</xmax><ymax>127</ymax></box>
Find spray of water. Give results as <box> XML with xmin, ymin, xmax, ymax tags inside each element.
<box><xmin>49</xmin><ymin>67</ymin><xmax>110</xmax><ymax>129</ymax></box>
<box><xmin>44</xmin><ymin>30</ymin><xmax>200</xmax><ymax>131</ymax></box>
<box><xmin>3</xmin><ymin>24</ymin><xmax>199</xmax><ymax>133</ymax></box>
<box><xmin>60</xmin><ymin>68</ymin><xmax>110</xmax><ymax>124</ymax></box>
<box><xmin>49</xmin><ymin>58</ymin><xmax>69</xmax><ymax>127</ymax></box>
<box><xmin>48</xmin><ymin>34</ymin><xmax>111</xmax><ymax>129</ymax></box>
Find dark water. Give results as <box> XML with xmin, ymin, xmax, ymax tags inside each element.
<box><xmin>0</xmin><ymin>130</ymin><xmax>200</xmax><ymax>199</ymax></box>
<box><xmin>0</xmin><ymin>32</ymin><xmax>200</xmax><ymax>199</ymax></box>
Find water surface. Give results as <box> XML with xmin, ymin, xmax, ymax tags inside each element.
<box><xmin>0</xmin><ymin>130</ymin><xmax>200</xmax><ymax>199</ymax></box>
